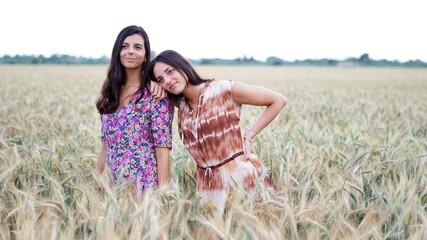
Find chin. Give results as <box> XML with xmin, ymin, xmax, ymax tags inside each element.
<box><xmin>168</xmin><ymin>90</ymin><xmax>180</xmax><ymax>95</ymax></box>
<box><xmin>168</xmin><ymin>86</ymin><xmax>183</xmax><ymax>95</ymax></box>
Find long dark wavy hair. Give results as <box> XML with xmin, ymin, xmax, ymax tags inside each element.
<box><xmin>147</xmin><ymin>50</ymin><xmax>210</xmax><ymax>103</ymax></box>
<box><xmin>96</xmin><ymin>25</ymin><xmax>151</xmax><ymax>114</ymax></box>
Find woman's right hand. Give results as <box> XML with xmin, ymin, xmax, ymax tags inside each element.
<box><xmin>151</xmin><ymin>81</ymin><xmax>167</xmax><ymax>101</ymax></box>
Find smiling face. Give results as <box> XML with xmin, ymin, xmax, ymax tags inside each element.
<box><xmin>120</xmin><ymin>34</ymin><xmax>146</xmax><ymax>70</ymax></box>
<box><xmin>153</xmin><ymin>61</ymin><xmax>188</xmax><ymax>95</ymax></box>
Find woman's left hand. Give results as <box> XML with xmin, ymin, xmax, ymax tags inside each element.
<box><xmin>151</xmin><ymin>81</ymin><xmax>167</xmax><ymax>100</ymax></box>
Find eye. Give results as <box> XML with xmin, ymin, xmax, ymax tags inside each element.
<box><xmin>167</xmin><ymin>69</ymin><xmax>175</xmax><ymax>75</ymax></box>
<box><xmin>157</xmin><ymin>77</ymin><xmax>165</xmax><ymax>84</ymax></box>
<box><xmin>121</xmin><ymin>44</ymin><xmax>128</xmax><ymax>49</ymax></box>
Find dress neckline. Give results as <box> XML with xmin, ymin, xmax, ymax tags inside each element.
<box><xmin>185</xmin><ymin>80</ymin><xmax>213</xmax><ymax>116</ymax></box>
<box><xmin>114</xmin><ymin>91</ymin><xmax>142</xmax><ymax>114</ymax></box>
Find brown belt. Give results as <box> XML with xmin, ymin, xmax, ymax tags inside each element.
<box><xmin>197</xmin><ymin>151</ymin><xmax>244</xmax><ymax>189</ymax></box>
<box><xmin>197</xmin><ymin>151</ymin><xmax>244</xmax><ymax>170</ymax></box>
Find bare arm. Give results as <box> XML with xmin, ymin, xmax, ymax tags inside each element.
<box><xmin>232</xmin><ymin>82</ymin><xmax>287</xmax><ymax>154</ymax></box>
<box><xmin>155</xmin><ymin>147</ymin><xmax>171</xmax><ymax>186</ymax></box>
<box><xmin>97</xmin><ymin>143</ymin><xmax>108</xmax><ymax>174</ymax></box>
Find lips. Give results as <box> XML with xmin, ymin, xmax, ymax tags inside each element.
<box><xmin>169</xmin><ymin>82</ymin><xmax>176</xmax><ymax>90</ymax></box>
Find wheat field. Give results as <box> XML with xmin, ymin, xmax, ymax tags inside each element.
<box><xmin>0</xmin><ymin>65</ymin><xmax>426</xmax><ymax>239</ymax></box>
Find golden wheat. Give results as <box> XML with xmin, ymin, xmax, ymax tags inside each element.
<box><xmin>1</xmin><ymin>65</ymin><xmax>426</xmax><ymax>239</ymax></box>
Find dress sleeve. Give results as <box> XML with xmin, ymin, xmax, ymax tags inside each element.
<box><xmin>150</xmin><ymin>97</ymin><xmax>174</xmax><ymax>149</ymax></box>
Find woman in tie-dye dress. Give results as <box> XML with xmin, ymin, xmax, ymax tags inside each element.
<box><xmin>148</xmin><ymin>50</ymin><xmax>287</xmax><ymax>207</ymax></box>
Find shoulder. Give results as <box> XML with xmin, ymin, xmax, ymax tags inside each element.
<box><xmin>214</xmin><ymin>79</ymin><xmax>234</xmax><ymax>85</ymax></box>
<box><xmin>100</xmin><ymin>113</ymin><xmax>109</xmax><ymax>121</ymax></box>
<box><xmin>133</xmin><ymin>87</ymin><xmax>149</xmax><ymax>100</ymax></box>
<box><xmin>132</xmin><ymin>88</ymin><xmax>153</xmax><ymax>110</ymax></box>
<box><xmin>209</xmin><ymin>79</ymin><xmax>235</xmax><ymax>91</ymax></box>
<box><xmin>203</xmin><ymin>80</ymin><xmax>236</xmax><ymax>101</ymax></box>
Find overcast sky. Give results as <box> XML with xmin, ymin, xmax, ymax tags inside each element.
<box><xmin>1</xmin><ymin>0</ymin><xmax>426</xmax><ymax>61</ymax></box>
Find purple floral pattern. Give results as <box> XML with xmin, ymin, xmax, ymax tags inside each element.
<box><xmin>100</xmin><ymin>87</ymin><xmax>173</xmax><ymax>193</ymax></box>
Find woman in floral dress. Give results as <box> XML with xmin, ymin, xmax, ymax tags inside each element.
<box><xmin>95</xmin><ymin>26</ymin><xmax>173</xmax><ymax>193</ymax></box>
<box><xmin>147</xmin><ymin>50</ymin><xmax>287</xmax><ymax>207</ymax></box>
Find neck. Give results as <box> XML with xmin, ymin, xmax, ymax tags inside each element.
<box><xmin>183</xmin><ymin>83</ymin><xmax>206</xmax><ymax>103</ymax></box>
<box><xmin>125</xmin><ymin>68</ymin><xmax>142</xmax><ymax>87</ymax></box>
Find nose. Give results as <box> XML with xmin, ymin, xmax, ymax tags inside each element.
<box><xmin>163</xmin><ymin>76</ymin><xmax>172</xmax><ymax>85</ymax></box>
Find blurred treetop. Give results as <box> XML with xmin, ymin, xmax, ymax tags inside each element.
<box><xmin>0</xmin><ymin>53</ymin><xmax>425</xmax><ymax>67</ymax></box>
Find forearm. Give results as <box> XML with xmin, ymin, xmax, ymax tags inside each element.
<box><xmin>245</xmin><ymin>98</ymin><xmax>287</xmax><ymax>139</ymax></box>
<box><xmin>155</xmin><ymin>147</ymin><xmax>171</xmax><ymax>186</ymax></box>
<box><xmin>97</xmin><ymin>143</ymin><xmax>108</xmax><ymax>174</ymax></box>
<box><xmin>231</xmin><ymin>81</ymin><xmax>287</xmax><ymax>140</ymax></box>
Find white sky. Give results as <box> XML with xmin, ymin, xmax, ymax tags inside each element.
<box><xmin>1</xmin><ymin>0</ymin><xmax>426</xmax><ymax>62</ymax></box>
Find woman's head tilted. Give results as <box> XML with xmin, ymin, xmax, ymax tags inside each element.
<box><xmin>147</xmin><ymin>50</ymin><xmax>210</xmax><ymax>102</ymax></box>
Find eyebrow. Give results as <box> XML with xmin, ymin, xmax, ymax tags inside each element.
<box><xmin>156</xmin><ymin>67</ymin><xmax>172</xmax><ymax>81</ymax></box>
<box><xmin>163</xmin><ymin>66</ymin><xmax>172</xmax><ymax>73</ymax></box>
<box><xmin>122</xmin><ymin>42</ymin><xmax>143</xmax><ymax>46</ymax></box>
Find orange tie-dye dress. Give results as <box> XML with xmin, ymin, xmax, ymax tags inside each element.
<box><xmin>177</xmin><ymin>80</ymin><xmax>271</xmax><ymax>207</ymax></box>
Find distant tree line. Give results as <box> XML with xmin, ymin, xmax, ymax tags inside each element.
<box><xmin>0</xmin><ymin>54</ymin><xmax>109</xmax><ymax>64</ymax></box>
<box><xmin>1</xmin><ymin>53</ymin><xmax>426</xmax><ymax>67</ymax></box>
<box><xmin>192</xmin><ymin>53</ymin><xmax>427</xmax><ymax>67</ymax></box>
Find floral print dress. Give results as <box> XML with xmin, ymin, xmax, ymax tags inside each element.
<box><xmin>101</xmin><ymin>87</ymin><xmax>174</xmax><ymax>193</ymax></box>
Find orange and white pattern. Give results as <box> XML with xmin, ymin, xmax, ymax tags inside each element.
<box><xmin>177</xmin><ymin>80</ymin><xmax>271</xmax><ymax>207</ymax></box>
